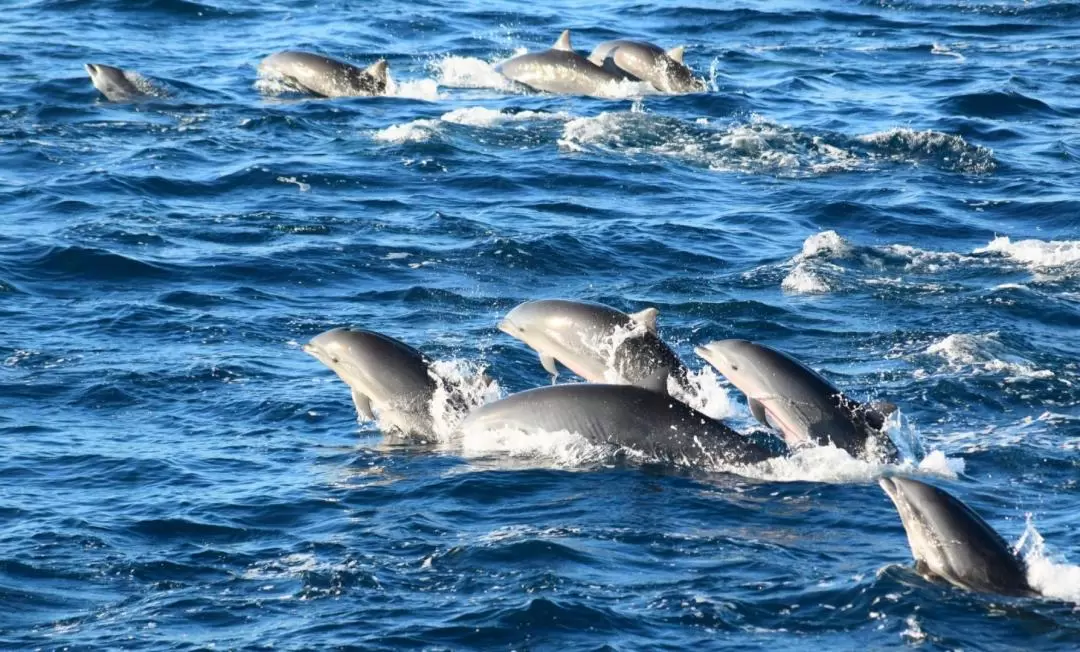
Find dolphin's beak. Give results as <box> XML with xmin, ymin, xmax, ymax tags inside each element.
<box><xmin>85</xmin><ymin>63</ymin><xmax>97</xmax><ymax>76</ymax></box>
<box><xmin>693</xmin><ymin>345</ymin><xmax>710</xmax><ymax>359</ymax></box>
<box><xmin>496</xmin><ymin>318</ymin><xmax>517</xmax><ymax>337</ymax></box>
<box><xmin>879</xmin><ymin>476</ymin><xmax>897</xmax><ymax>496</ymax></box>
<box><xmin>302</xmin><ymin>343</ymin><xmax>318</xmax><ymax>357</ymax></box>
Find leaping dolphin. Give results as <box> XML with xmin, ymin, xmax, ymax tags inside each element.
<box><xmin>304</xmin><ymin>328</ymin><xmax>446</xmax><ymax>435</ymax></box>
<box><xmin>879</xmin><ymin>476</ymin><xmax>1034</xmax><ymax>597</ymax></box>
<box><xmin>259</xmin><ymin>51</ymin><xmax>388</xmax><ymax>97</ymax></box>
<box><xmin>458</xmin><ymin>383</ymin><xmax>779</xmax><ymax>467</ymax></box>
<box><xmin>84</xmin><ymin>63</ymin><xmax>153</xmax><ymax>102</ymax></box>
<box><xmin>587</xmin><ymin>41</ymin><xmax>706</xmax><ymax>93</ymax></box>
<box><xmin>498</xmin><ymin>299</ymin><xmax>691</xmax><ymax>395</ymax></box>
<box><xmin>695</xmin><ymin>339</ymin><xmax>898</xmax><ymax>461</ymax></box>
<box><xmin>496</xmin><ymin>30</ymin><xmax>630</xmax><ymax>97</ymax></box>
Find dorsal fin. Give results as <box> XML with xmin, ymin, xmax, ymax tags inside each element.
<box><xmin>666</xmin><ymin>46</ymin><xmax>685</xmax><ymax>64</ymax></box>
<box><xmin>553</xmin><ymin>30</ymin><xmax>572</xmax><ymax>52</ymax></box>
<box><xmin>629</xmin><ymin>307</ymin><xmax>659</xmax><ymax>333</ymax></box>
<box><xmin>364</xmin><ymin>59</ymin><xmax>388</xmax><ymax>81</ymax></box>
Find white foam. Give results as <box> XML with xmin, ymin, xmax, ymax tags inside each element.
<box><xmin>373</xmin><ymin>119</ymin><xmax>440</xmax><ymax>144</ymax></box>
<box><xmin>1016</xmin><ymin>515</ymin><xmax>1080</xmax><ymax>603</ymax></box>
<box><xmin>925</xmin><ymin>333</ymin><xmax>1053</xmax><ymax>381</ymax></box>
<box><xmin>857</xmin><ymin>128</ymin><xmax>995</xmax><ymax>174</ymax></box>
<box><xmin>433</xmin><ymin>55</ymin><xmax>518</xmax><ymax>90</ymax></box>
<box><xmin>440</xmin><ymin>106</ymin><xmax>570</xmax><ymax>127</ymax></box>
<box><xmin>671</xmin><ymin>366</ymin><xmax>734</xmax><ymax>420</ymax></box>
<box><xmin>735</xmin><ymin>444</ymin><xmax>961</xmax><ymax>484</ymax></box>
<box><xmin>975</xmin><ymin>236</ymin><xmax>1080</xmax><ymax>270</ymax></box>
<box><xmin>781</xmin><ymin>263</ymin><xmax>832</xmax><ymax>294</ymax></box>
<box><xmin>276</xmin><ymin>176</ymin><xmax>310</xmax><ymax>192</ymax></box>
<box><xmin>427</xmin><ymin>359</ymin><xmax>502</xmax><ymax>441</ymax></box>
<box><xmin>931</xmin><ymin>43</ymin><xmax>965</xmax><ymax>60</ymax></box>
<box><xmin>459</xmin><ymin>425</ymin><xmax>611</xmax><ymax>467</ymax></box>
<box><xmin>796</xmin><ymin>230</ymin><xmax>852</xmax><ymax>261</ymax></box>
<box><xmin>385</xmin><ymin>76</ymin><xmax>443</xmax><ymax>101</ymax></box>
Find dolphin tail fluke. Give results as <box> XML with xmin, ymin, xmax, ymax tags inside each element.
<box><xmin>352</xmin><ymin>390</ymin><xmax>375</xmax><ymax>421</ymax></box>
<box><xmin>666</xmin><ymin>46</ymin><xmax>685</xmax><ymax>64</ymax></box>
<box><xmin>629</xmin><ymin>307</ymin><xmax>659</xmax><ymax>333</ymax></box>
<box><xmin>553</xmin><ymin>30</ymin><xmax>573</xmax><ymax>52</ymax></box>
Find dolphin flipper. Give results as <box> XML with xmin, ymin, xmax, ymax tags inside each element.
<box><xmin>352</xmin><ymin>390</ymin><xmax>375</xmax><ymax>420</ymax></box>
<box><xmin>748</xmin><ymin>398</ymin><xmax>771</xmax><ymax>428</ymax></box>
<box><xmin>540</xmin><ymin>353</ymin><xmax>560</xmax><ymax>380</ymax></box>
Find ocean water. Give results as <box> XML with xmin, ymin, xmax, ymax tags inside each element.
<box><xmin>2</xmin><ymin>0</ymin><xmax>1080</xmax><ymax>648</ymax></box>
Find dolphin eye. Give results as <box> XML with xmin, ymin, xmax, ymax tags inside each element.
<box><xmin>730</xmin><ymin>363</ymin><xmax>739</xmax><ymax>371</ymax></box>
<box><xmin>331</xmin><ymin>356</ymin><xmax>340</xmax><ymax>363</ymax></box>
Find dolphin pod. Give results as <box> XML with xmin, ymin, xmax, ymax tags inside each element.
<box><xmin>258</xmin><ymin>51</ymin><xmax>389</xmax><ymax>97</ymax></box>
<box><xmin>588</xmin><ymin>40</ymin><xmax>706</xmax><ymax>93</ymax></box>
<box><xmin>696</xmin><ymin>339</ymin><xmax>899</xmax><ymax>462</ymax></box>
<box><xmin>458</xmin><ymin>383</ymin><xmax>776</xmax><ymax>466</ymax></box>
<box><xmin>880</xmin><ymin>476</ymin><xmax>1034</xmax><ymax>597</ymax></box>
<box><xmin>498</xmin><ymin>299</ymin><xmax>691</xmax><ymax>395</ymax></box>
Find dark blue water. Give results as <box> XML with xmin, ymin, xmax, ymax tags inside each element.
<box><xmin>3</xmin><ymin>0</ymin><xmax>1080</xmax><ymax>648</ymax></box>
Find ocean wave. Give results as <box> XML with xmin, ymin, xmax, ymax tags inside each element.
<box><xmin>923</xmin><ymin>332</ymin><xmax>1053</xmax><ymax>381</ymax></box>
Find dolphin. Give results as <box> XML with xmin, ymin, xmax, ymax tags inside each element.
<box><xmin>259</xmin><ymin>51</ymin><xmax>388</xmax><ymax>97</ymax></box>
<box><xmin>695</xmin><ymin>339</ymin><xmax>898</xmax><ymax>461</ymax></box>
<box><xmin>85</xmin><ymin>63</ymin><xmax>152</xmax><ymax>102</ymax></box>
<box><xmin>497</xmin><ymin>299</ymin><xmax>691</xmax><ymax>395</ymax></box>
<box><xmin>879</xmin><ymin>476</ymin><xmax>1034</xmax><ymax>597</ymax></box>
<box><xmin>496</xmin><ymin>30</ymin><xmax>630</xmax><ymax>97</ymax></box>
<box><xmin>303</xmin><ymin>328</ymin><xmax>446</xmax><ymax>435</ymax></box>
<box><xmin>587</xmin><ymin>41</ymin><xmax>705</xmax><ymax>93</ymax></box>
<box><xmin>458</xmin><ymin>383</ymin><xmax>779</xmax><ymax>466</ymax></box>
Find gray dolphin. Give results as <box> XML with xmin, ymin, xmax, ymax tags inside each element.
<box><xmin>695</xmin><ymin>339</ymin><xmax>898</xmax><ymax>461</ymax></box>
<box><xmin>303</xmin><ymin>328</ymin><xmax>444</xmax><ymax>435</ymax></box>
<box><xmin>85</xmin><ymin>63</ymin><xmax>152</xmax><ymax>102</ymax></box>
<box><xmin>259</xmin><ymin>51</ymin><xmax>388</xmax><ymax>97</ymax></box>
<box><xmin>498</xmin><ymin>299</ymin><xmax>690</xmax><ymax>394</ymax></box>
<box><xmin>879</xmin><ymin>476</ymin><xmax>1034</xmax><ymax>597</ymax></box>
<box><xmin>587</xmin><ymin>41</ymin><xmax>705</xmax><ymax>93</ymax></box>
<box><xmin>458</xmin><ymin>383</ymin><xmax>777</xmax><ymax>466</ymax></box>
<box><xmin>496</xmin><ymin>30</ymin><xmax>630</xmax><ymax>97</ymax></box>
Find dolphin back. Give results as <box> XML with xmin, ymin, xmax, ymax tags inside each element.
<box><xmin>460</xmin><ymin>384</ymin><xmax>773</xmax><ymax>465</ymax></box>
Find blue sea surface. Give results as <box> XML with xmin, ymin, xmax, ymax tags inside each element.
<box><xmin>2</xmin><ymin>0</ymin><xmax>1080</xmax><ymax>649</ymax></box>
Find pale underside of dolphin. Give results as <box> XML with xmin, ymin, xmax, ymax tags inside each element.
<box><xmin>304</xmin><ymin>327</ymin><xmax>443</xmax><ymax>435</ymax></box>
<box><xmin>458</xmin><ymin>383</ymin><xmax>778</xmax><ymax>467</ymax></box>
<box><xmin>696</xmin><ymin>339</ymin><xmax>899</xmax><ymax>461</ymax></box>
<box><xmin>587</xmin><ymin>40</ymin><xmax>705</xmax><ymax>93</ymax></box>
<box><xmin>879</xmin><ymin>476</ymin><xmax>1034</xmax><ymax>597</ymax></box>
<box><xmin>497</xmin><ymin>298</ymin><xmax>691</xmax><ymax>395</ymax></box>
<box><xmin>85</xmin><ymin>63</ymin><xmax>155</xmax><ymax>102</ymax></box>
<box><xmin>496</xmin><ymin>30</ymin><xmax>631</xmax><ymax>97</ymax></box>
<box><xmin>259</xmin><ymin>51</ymin><xmax>388</xmax><ymax>98</ymax></box>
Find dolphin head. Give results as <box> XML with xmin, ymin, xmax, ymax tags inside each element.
<box><xmin>85</xmin><ymin>63</ymin><xmax>141</xmax><ymax>100</ymax></box>
<box><xmin>694</xmin><ymin>339</ymin><xmax>789</xmax><ymax>400</ymax></box>
<box><xmin>879</xmin><ymin>476</ymin><xmax>1032</xmax><ymax>596</ymax></box>
<box><xmin>304</xmin><ymin>328</ymin><xmax>436</xmax><ymax>407</ymax></box>
<box><xmin>498</xmin><ymin>300</ymin><xmax>636</xmax><ymax>382</ymax></box>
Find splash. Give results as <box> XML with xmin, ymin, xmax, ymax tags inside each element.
<box><xmin>1016</xmin><ymin>515</ymin><xmax>1080</xmax><ymax>603</ymax></box>
<box><xmin>459</xmin><ymin>425</ymin><xmax>612</xmax><ymax>467</ymax></box>
<box><xmin>440</xmin><ymin>106</ymin><xmax>570</xmax><ymax>127</ymax></box>
<box><xmin>384</xmin><ymin>75</ymin><xmax>443</xmax><ymax>101</ymax></box>
<box><xmin>373</xmin><ymin>119</ymin><xmax>440</xmax><ymax>144</ymax></box>
<box><xmin>427</xmin><ymin>358</ymin><xmax>502</xmax><ymax>441</ymax></box>
<box><xmin>781</xmin><ymin>263</ymin><xmax>833</xmax><ymax>294</ymax></box>
<box><xmin>975</xmin><ymin>236</ymin><xmax>1080</xmax><ymax>271</ymax></box>
<box><xmin>734</xmin><ymin>443</ymin><xmax>961</xmax><ymax>484</ymax></box>
<box><xmin>671</xmin><ymin>365</ymin><xmax>734</xmax><ymax>420</ymax></box>
<box><xmin>857</xmin><ymin>128</ymin><xmax>995</xmax><ymax>174</ymax></box>
<box><xmin>433</xmin><ymin>55</ymin><xmax>519</xmax><ymax>90</ymax></box>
